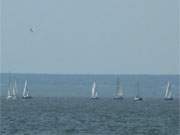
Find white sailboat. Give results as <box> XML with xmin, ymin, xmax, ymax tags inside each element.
<box><xmin>164</xmin><ymin>81</ymin><xmax>173</xmax><ymax>100</ymax></box>
<box><xmin>22</xmin><ymin>80</ymin><xmax>32</xmax><ymax>99</ymax></box>
<box><xmin>7</xmin><ymin>80</ymin><xmax>17</xmax><ymax>100</ymax></box>
<box><xmin>7</xmin><ymin>82</ymin><xmax>12</xmax><ymax>99</ymax></box>
<box><xmin>114</xmin><ymin>79</ymin><xmax>123</xmax><ymax>99</ymax></box>
<box><xmin>134</xmin><ymin>82</ymin><xmax>143</xmax><ymax>101</ymax></box>
<box><xmin>91</xmin><ymin>81</ymin><xmax>99</xmax><ymax>99</ymax></box>
<box><xmin>12</xmin><ymin>80</ymin><xmax>17</xmax><ymax>99</ymax></box>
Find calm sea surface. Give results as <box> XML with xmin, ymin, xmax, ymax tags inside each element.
<box><xmin>0</xmin><ymin>74</ymin><xmax>180</xmax><ymax>135</ymax></box>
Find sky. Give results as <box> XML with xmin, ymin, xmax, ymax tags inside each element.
<box><xmin>1</xmin><ymin>0</ymin><xmax>179</xmax><ymax>74</ymax></box>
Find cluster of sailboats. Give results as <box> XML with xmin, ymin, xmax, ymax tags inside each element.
<box><xmin>7</xmin><ymin>79</ymin><xmax>174</xmax><ymax>101</ymax></box>
<box><xmin>7</xmin><ymin>80</ymin><xmax>32</xmax><ymax>100</ymax></box>
<box><xmin>91</xmin><ymin>79</ymin><xmax>174</xmax><ymax>101</ymax></box>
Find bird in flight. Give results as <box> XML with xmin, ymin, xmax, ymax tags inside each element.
<box><xmin>30</xmin><ymin>28</ymin><xmax>34</xmax><ymax>32</ymax></box>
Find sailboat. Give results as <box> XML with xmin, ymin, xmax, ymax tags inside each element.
<box><xmin>12</xmin><ymin>81</ymin><xmax>17</xmax><ymax>99</ymax></box>
<box><xmin>7</xmin><ymin>80</ymin><xmax>17</xmax><ymax>100</ymax></box>
<box><xmin>90</xmin><ymin>81</ymin><xmax>99</xmax><ymax>99</ymax></box>
<box><xmin>22</xmin><ymin>80</ymin><xmax>32</xmax><ymax>99</ymax></box>
<box><xmin>164</xmin><ymin>81</ymin><xmax>173</xmax><ymax>100</ymax></box>
<box><xmin>134</xmin><ymin>82</ymin><xmax>143</xmax><ymax>101</ymax></box>
<box><xmin>7</xmin><ymin>82</ymin><xmax>12</xmax><ymax>99</ymax></box>
<box><xmin>113</xmin><ymin>79</ymin><xmax>123</xmax><ymax>99</ymax></box>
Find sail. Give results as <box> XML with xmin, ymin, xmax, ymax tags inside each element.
<box><xmin>116</xmin><ymin>80</ymin><xmax>123</xmax><ymax>97</ymax></box>
<box><xmin>168</xmin><ymin>91</ymin><xmax>172</xmax><ymax>98</ymax></box>
<box><xmin>7</xmin><ymin>88</ymin><xmax>11</xmax><ymax>97</ymax></box>
<box><xmin>7</xmin><ymin>81</ymin><xmax>11</xmax><ymax>96</ymax></box>
<box><xmin>165</xmin><ymin>81</ymin><xmax>172</xmax><ymax>99</ymax></box>
<box><xmin>8</xmin><ymin>81</ymin><xmax>13</xmax><ymax>97</ymax></box>
<box><xmin>12</xmin><ymin>81</ymin><xmax>17</xmax><ymax>97</ymax></box>
<box><xmin>26</xmin><ymin>88</ymin><xmax>30</xmax><ymax>97</ymax></box>
<box><xmin>23</xmin><ymin>80</ymin><xmax>28</xmax><ymax>97</ymax></box>
<box><xmin>164</xmin><ymin>81</ymin><xmax>170</xmax><ymax>98</ymax></box>
<box><xmin>91</xmin><ymin>81</ymin><xmax>97</xmax><ymax>98</ymax></box>
<box><xmin>12</xmin><ymin>87</ymin><xmax>16</xmax><ymax>97</ymax></box>
<box><xmin>168</xmin><ymin>83</ymin><xmax>172</xmax><ymax>98</ymax></box>
<box><xmin>14</xmin><ymin>80</ymin><xmax>18</xmax><ymax>95</ymax></box>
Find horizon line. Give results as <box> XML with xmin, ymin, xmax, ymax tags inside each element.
<box><xmin>0</xmin><ymin>72</ymin><xmax>180</xmax><ymax>76</ymax></box>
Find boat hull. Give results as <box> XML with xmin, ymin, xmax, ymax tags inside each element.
<box><xmin>164</xmin><ymin>97</ymin><xmax>173</xmax><ymax>101</ymax></box>
<box><xmin>90</xmin><ymin>97</ymin><xmax>99</xmax><ymax>100</ymax></box>
<box><xmin>134</xmin><ymin>97</ymin><xmax>143</xmax><ymax>101</ymax></box>
<box><xmin>22</xmin><ymin>96</ymin><xmax>32</xmax><ymax>99</ymax></box>
<box><xmin>7</xmin><ymin>96</ymin><xmax>17</xmax><ymax>100</ymax></box>
<box><xmin>7</xmin><ymin>96</ymin><xmax>12</xmax><ymax>100</ymax></box>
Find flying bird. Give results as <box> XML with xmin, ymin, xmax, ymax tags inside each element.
<box><xmin>29</xmin><ymin>28</ymin><xmax>34</xmax><ymax>32</ymax></box>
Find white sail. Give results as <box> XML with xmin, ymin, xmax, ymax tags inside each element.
<box><xmin>7</xmin><ymin>88</ymin><xmax>12</xmax><ymax>99</ymax></box>
<box><xmin>12</xmin><ymin>81</ymin><xmax>17</xmax><ymax>97</ymax></box>
<box><xmin>23</xmin><ymin>80</ymin><xmax>28</xmax><ymax>97</ymax></box>
<box><xmin>91</xmin><ymin>81</ymin><xmax>98</xmax><ymax>98</ymax></box>
<box><xmin>116</xmin><ymin>81</ymin><xmax>123</xmax><ymax>97</ymax></box>
<box><xmin>164</xmin><ymin>81</ymin><xmax>170</xmax><ymax>98</ymax></box>
<box><xmin>7</xmin><ymin>81</ymin><xmax>13</xmax><ymax>99</ymax></box>
<box><xmin>14</xmin><ymin>80</ymin><xmax>18</xmax><ymax>95</ymax></box>
<box><xmin>22</xmin><ymin>80</ymin><xmax>32</xmax><ymax>99</ymax></box>
<box><xmin>164</xmin><ymin>81</ymin><xmax>173</xmax><ymax>99</ymax></box>
<box><xmin>12</xmin><ymin>87</ymin><xmax>16</xmax><ymax>97</ymax></box>
<box><xmin>7</xmin><ymin>80</ymin><xmax>17</xmax><ymax>99</ymax></box>
<box><xmin>168</xmin><ymin>91</ymin><xmax>172</xmax><ymax>98</ymax></box>
<box><xmin>12</xmin><ymin>80</ymin><xmax>18</xmax><ymax>99</ymax></box>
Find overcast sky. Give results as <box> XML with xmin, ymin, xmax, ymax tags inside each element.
<box><xmin>1</xmin><ymin>0</ymin><xmax>179</xmax><ymax>74</ymax></box>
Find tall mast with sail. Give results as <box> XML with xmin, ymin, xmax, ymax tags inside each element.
<box><xmin>134</xmin><ymin>82</ymin><xmax>143</xmax><ymax>101</ymax></box>
<box><xmin>7</xmin><ymin>74</ymin><xmax>17</xmax><ymax>100</ymax></box>
<box><xmin>22</xmin><ymin>80</ymin><xmax>32</xmax><ymax>99</ymax></box>
<box><xmin>114</xmin><ymin>78</ymin><xmax>123</xmax><ymax>99</ymax></box>
<box><xmin>12</xmin><ymin>80</ymin><xmax>17</xmax><ymax>99</ymax></box>
<box><xmin>164</xmin><ymin>81</ymin><xmax>173</xmax><ymax>100</ymax></box>
<box><xmin>91</xmin><ymin>81</ymin><xmax>99</xmax><ymax>99</ymax></box>
<box><xmin>7</xmin><ymin>81</ymin><xmax>12</xmax><ymax>99</ymax></box>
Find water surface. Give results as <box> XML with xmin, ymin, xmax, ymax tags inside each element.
<box><xmin>0</xmin><ymin>97</ymin><xmax>179</xmax><ymax>135</ymax></box>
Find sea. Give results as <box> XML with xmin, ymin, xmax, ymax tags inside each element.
<box><xmin>0</xmin><ymin>74</ymin><xmax>180</xmax><ymax>135</ymax></box>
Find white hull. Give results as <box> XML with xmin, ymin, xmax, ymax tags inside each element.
<box><xmin>7</xmin><ymin>96</ymin><xmax>12</xmax><ymax>99</ymax></box>
<box><xmin>90</xmin><ymin>97</ymin><xmax>99</xmax><ymax>100</ymax></box>
<box><xmin>134</xmin><ymin>97</ymin><xmax>143</xmax><ymax>101</ymax></box>
<box><xmin>22</xmin><ymin>96</ymin><xmax>32</xmax><ymax>99</ymax></box>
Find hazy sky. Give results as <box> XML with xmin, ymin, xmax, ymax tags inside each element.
<box><xmin>1</xmin><ymin>0</ymin><xmax>179</xmax><ymax>74</ymax></box>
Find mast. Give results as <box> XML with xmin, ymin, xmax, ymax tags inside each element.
<box><xmin>136</xmin><ymin>82</ymin><xmax>140</xmax><ymax>97</ymax></box>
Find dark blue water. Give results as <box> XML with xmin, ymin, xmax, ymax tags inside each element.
<box><xmin>0</xmin><ymin>97</ymin><xmax>179</xmax><ymax>135</ymax></box>
<box><xmin>0</xmin><ymin>74</ymin><xmax>180</xmax><ymax>135</ymax></box>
